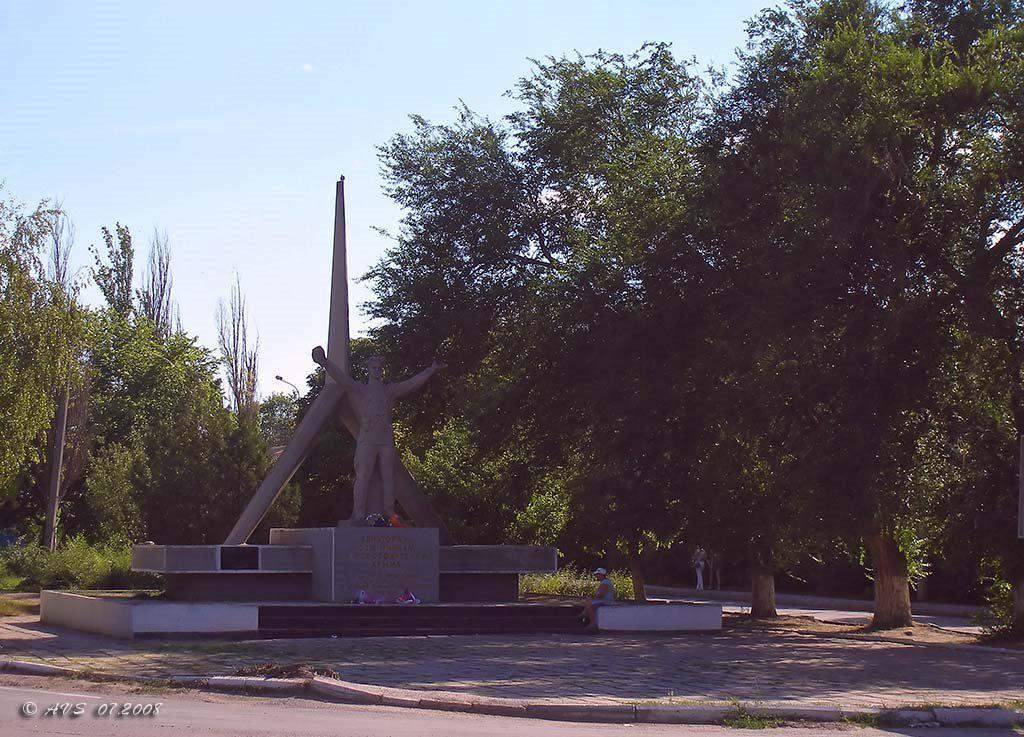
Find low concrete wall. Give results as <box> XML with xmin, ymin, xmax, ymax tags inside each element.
<box><xmin>41</xmin><ymin>590</ymin><xmax>134</xmax><ymax>638</ymax></box>
<box><xmin>40</xmin><ymin>591</ymin><xmax>260</xmax><ymax>639</ymax></box>
<box><xmin>596</xmin><ymin>602</ymin><xmax>722</xmax><ymax>632</ymax></box>
<box><xmin>132</xmin><ymin>600</ymin><xmax>258</xmax><ymax>635</ymax></box>
<box><xmin>132</xmin><ymin>544</ymin><xmax>312</xmax><ymax>574</ymax></box>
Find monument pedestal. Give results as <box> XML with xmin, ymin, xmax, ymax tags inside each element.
<box><xmin>130</xmin><ymin>535</ymin><xmax>556</xmax><ymax>604</ymax></box>
<box><xmin>270</xmin><ymin>526</ymin><xmax>439</xmax><ymax>603</ymax></box>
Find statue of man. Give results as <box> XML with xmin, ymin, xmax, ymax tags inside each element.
<box><xmin>311</xmin><ymin>346</ymin><xmax>444</xmax><ymax>522</ymax></box>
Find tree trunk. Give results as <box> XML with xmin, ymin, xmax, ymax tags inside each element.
<box><xmin>750</xmin><ymin>565</ymin><xmax>776</xmax><ymax>618</ymax></box>
<box><xmin>869</xmin><ymin>532</ymin><xmax>913</xmax><ymax>629</ymax></box>
<box><xmin>628</xmin><ymin>541</ymin><xmax>647</xmax><ymax>602</ymax></box>
<box><xmin>42</xmin><ymin>386</ymin><xmax>70</xmax><ymax>552</ymax></box>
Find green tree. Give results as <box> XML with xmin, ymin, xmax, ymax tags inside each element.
<box><xmin>705</xmin><ymin>0</ymin><xmax>1024</xmax><ymax>626</ymax></box>
<box><xmin>370</xmin><ymin>44</ymin><xmax>711</xmax><ymax>595</ymax></box>
<box><xmin>75</xmin><ymin>309</ymin><xmax>233</xmax><ymax>542</ymax></box>
<box><xmin>90</xmin><ymin>224</ymin><xmax>134</xmax><ymax>316</ymax></box>
<box><xmin>83</xmin><ymin>440</ymin><xmax>146</xmax><ymax>542</ymax></box>
<box><xmin>0</xmin><ymin>195</ymin><xmax>82</xmax><ymax>495</ymax></box>
<box><xmin>259</xmin><ymin>392</ymin><xmax>298</xmax><ymax>448</ymax></box>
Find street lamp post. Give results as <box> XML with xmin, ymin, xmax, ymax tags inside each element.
<box><xmin>275</xmin><ymin>375</ymin><xmax>299</xmax><ymax>396</ymax></box>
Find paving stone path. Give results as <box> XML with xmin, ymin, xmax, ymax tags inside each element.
<box><xmin>1</xmin><ymin>613</ymin><xmax>1021</xmax><ymax>708</ymax></box>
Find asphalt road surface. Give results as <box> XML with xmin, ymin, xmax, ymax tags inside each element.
<box><xmin>0</xmin><ymin>676</ymin><xmax>1014</xmax><ymax>737</ymax></box>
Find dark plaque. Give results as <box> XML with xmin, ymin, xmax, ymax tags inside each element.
<box><xmin>220</xmin><ymin>545</ymin><xmax>259</xmax><ymax>570</ymax></box>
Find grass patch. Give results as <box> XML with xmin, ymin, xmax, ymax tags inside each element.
<box><xmin>722</xmin><ymin>711</ymin><xmax>783</xmax><ymax>729</ymax></box>
<box><xmin>0</xmin><ymin>598</ymin><xmax>36</xmax><ymax>616</ymax></box>
<box><xmin>0</xmin><ymin>597</ymin><xmax>36</xmax><ymax>614</ymax></box>
<box><xmin>235</xmin><ymin>662</ymin><xmax>339</xmax><ymax>679</ymax></box>
<box><xmin>843</xmin><ymin>714</ymin><xmax>881</xmax><ymax>728</ymax></box>
<box><xmin>0</xmin><ymin>568</ymin><xmax>24</xmax><ymax>591</ymax></box>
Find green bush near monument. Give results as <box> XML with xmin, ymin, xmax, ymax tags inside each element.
<box><xmin>520</xmin><ymin>565</ymin><xmax>633</xmax><ymax>601</ymax></box>
<box><xmin>0</xmin><ymin>536</ymin><xmax>155</xmax><ymax>592</ymax></box>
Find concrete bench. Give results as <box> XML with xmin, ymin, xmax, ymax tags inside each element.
<box><xmin>595</xmin><ymin>601</ymin><xmax>722</xmax><ymax>632</ymax></box>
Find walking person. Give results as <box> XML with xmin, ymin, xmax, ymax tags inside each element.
<box><xmin>692</xmin><ymin>547</ymin><xmax>707</xmax><ymax>591</ymax></box>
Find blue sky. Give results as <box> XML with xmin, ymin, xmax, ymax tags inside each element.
<box><xmin>2</xmin><ymin>0</ymin><xmax>770</xmax><ymax>396</ymax></box>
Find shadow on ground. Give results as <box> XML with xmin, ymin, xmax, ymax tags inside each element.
<box><xmin>2</xmin><ymin>609</ymin><xmax>1022</xmax><ymax>707</ymax></box>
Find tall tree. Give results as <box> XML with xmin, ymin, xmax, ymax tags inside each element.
<box><xmin>138</xmin><ymin>228</ymin><xmax>176</xmax><ymax>337</ymax></box>
<box><xmin>90</xmin><ymin>224</ymin><xmax>134</xmax><ymax>316</ymax></box>
<box><xmin>0</xmin><ymin>194</ymin><xmax>81</xmax><ymax>498</ymax></box>
<box><xmin>217</xmin><ymin>276</ymin><xmax>259</xmax><ymax>416</ymax></box>
<box><xmin>41</xmin><ymin>202</ymin><xmax>78</xmax><ymax>550</ymax></box>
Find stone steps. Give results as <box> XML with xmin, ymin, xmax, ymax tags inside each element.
<box><xmin>256</xmin><ymin>603</ymin><xmax>588</xmax><ymax>638</ymax></box>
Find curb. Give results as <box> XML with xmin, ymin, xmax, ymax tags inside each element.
<box><xmin>0</xmin><ymin>659</ymin><xmax>78</xmax><ymax>678</ymax></box>
<box><xmin>1</xmin><ymin>658</ymin><xmax>1021</xmax><ymax>727</ymax></box>
<box><xmin>0</xmin><ymin>659</ymin><xmax>305</xmax><ymax>695</ymax></box>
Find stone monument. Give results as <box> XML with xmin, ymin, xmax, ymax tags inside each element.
<box><xmin>41</xmin><ymin>176</ymin><xmax>723</xmax><ymax>638</ymax></box>
<box><xmin>123</xmin><ymin>177</ymin><xmax>557</xmax><ymax>610</ymax></box>
<box><xmin>311</xmin><ymin>346</ymin><xmax>443</xmax><ymax>523</ymax></box>
<box><xmin>224</xmin><ymin>177</ymin><xmax>449</xmax><ymax>545</ymax></box>
<box><xmin>266</xmin><ymin>349</ymin><xmax>446</xmax><ymax>603</ymax></box>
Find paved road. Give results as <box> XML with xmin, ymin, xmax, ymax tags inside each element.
<box><xmin>0</xmin><ymin>678</ymin><xmax>1012</xmax><ymax>737</ymax></box>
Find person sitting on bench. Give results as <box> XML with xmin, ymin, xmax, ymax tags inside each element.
<box><xmin>582</xmin><ymin>567</ymin><xmax>616</xmax><ymax>630</ymax></box>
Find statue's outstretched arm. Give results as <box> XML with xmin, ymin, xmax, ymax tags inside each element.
<box><xmin>311</xmin><ymin>345</ymin><xmax>358</xmax><ymax>391</ymax></box>
<box><xmin>390</xmin><ymin>361</ymin><xmax>445</xmax><ymax>398</ymax></box>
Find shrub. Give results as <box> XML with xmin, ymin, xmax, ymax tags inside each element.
<box><xmin>0</xmin><ymin>541</ymin><xmax>47</xmax><ymax>587</ymax></box>
<box><xmin>520</xmin><ymin>564</ymin><xmax>635</xmax><ymax>600</ymax></box>
<box><xmin>979</xmin><ymin>577</ymin><xmax>1024</xmax><ymax>638</ymax></box>
<box><xmin>0</xmin><ymin>535</ymin><xmax>155</xmax><ymax>591</ymax></box>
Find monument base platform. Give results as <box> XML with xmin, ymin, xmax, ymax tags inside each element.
<box><xmin>40</xmin><ymin>590</ymin><xmax>590</xmax><ymax>639</ymax></box>
<box><xmin>270</xmin><ymin>526</ymin><xmax>440</xmax><ymax>603</ymax></box>
<box><xmin>163</xmin><ymin>573</ymin><xmax>312</xmax><ymax>602</ymax></box>
<box><xmin>132</xmin><ymin>534</ymin><xmax>557</xmax><ymax>603</ymax></box>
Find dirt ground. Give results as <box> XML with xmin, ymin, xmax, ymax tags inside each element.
<box><xmin>724</xmin><ymin>611</ymin><xmax>1021</xmax><ymax>649</ymax></box>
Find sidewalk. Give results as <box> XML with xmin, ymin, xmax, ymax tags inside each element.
<box><xmin>1</xmin><ymin>605</ymin><xmax>1020</xmax><ymax>712</ymax></box>
<box><xmin>647</xmin><ymin>586</ymin><xmax>983</xmax><ymax>635</ymax></box>
<box><xmin>647</xmin><ymin>585</ymin><xmax>983</xmax><ymax>618</ymax></box>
